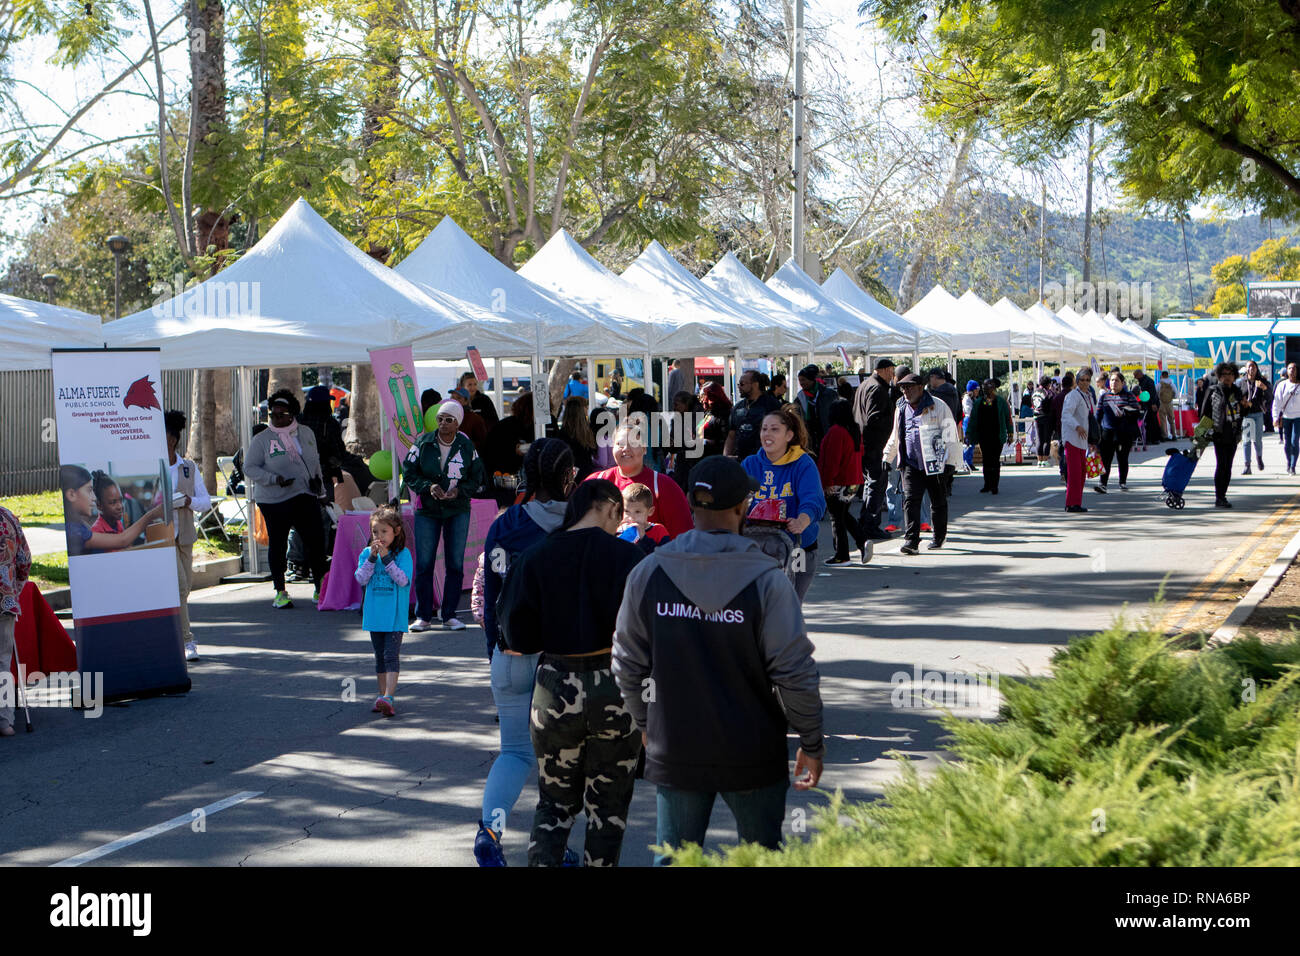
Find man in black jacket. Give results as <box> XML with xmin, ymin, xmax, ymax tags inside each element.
<box><xmin>795</xmin><ymin>363</ymin><xmax>837</xmax><ymax>454</ymax></box>
<box><xmin>724</xmin><ymin>370</ymin><xmax>781</xmax><ymax>459</ymax></box>
<box><xmin>853</xmin><ymin>358</ymin><xmax>898</xmax><ymax>539</ymax></box>
<box><xmin>1207</xmin><ymin>362</ymin><xmax>1244</xmax><ymax>508</ymax></box>
<box><xmin>612</xmin><ymin>456</ymin><xmax>824</xmax><ymax>864</ymax></box>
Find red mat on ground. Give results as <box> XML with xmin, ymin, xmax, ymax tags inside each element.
<box><xmin>9</xmin><ymin>582</ymin><xmax>77</xmax><ymax>679</ymax></box>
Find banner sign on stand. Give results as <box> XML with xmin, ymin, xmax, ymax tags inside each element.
<box><xmin>466</xmin><ymin>346</ymin><xmax>488</xmax><ymax>385</ymax></box>
<box><xmin>51</xmin><ymin>348</ymin><xmax>190</xmax><ymax>702</ymax></box>
<box><xmin>369</xmin><ymin>345</ymin><xmax>423</xmax><ymax>454</ymax></box>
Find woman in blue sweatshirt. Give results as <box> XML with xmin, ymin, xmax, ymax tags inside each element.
<box><xmin>474</xmin><ymin>438</ymin><xmax>577</xmax><ymax>867</ymax></box>
<box><xmin>742</xmin><ymin>405</ymin><xmax>827</xmax><ymax>602</ymax></box>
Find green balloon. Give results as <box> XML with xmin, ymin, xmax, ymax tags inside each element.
<box><xmin>369</xmin><ymin>449</ymin><xmax>393</xmax><ymax>481</ymax></box>
<box><xmin>423</xmin><ymin>405</ymin><xmax>440</xmax><ymax>433</ymax></box>
<box><xmin>1140</xmin><ymin>390</ymin><xmax>1151</xmax><ymax>402</ymax></box>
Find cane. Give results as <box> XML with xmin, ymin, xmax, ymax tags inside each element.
<box><xmin>9</xmin><ymin>638</ymin><xmax>33</xmax><ymax>733</ymax></box>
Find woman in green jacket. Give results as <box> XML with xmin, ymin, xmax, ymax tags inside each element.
<box><xmin>966</xmin><ymin>379</ymin><xmax>1014</xmax><ymax>494</ymax></box>
<box><xmin>401</xmin><ymin>400</ymin><xmax>486</xmax><ymax>631</ymax></box>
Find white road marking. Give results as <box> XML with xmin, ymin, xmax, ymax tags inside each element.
<box><xmin>51</xmin><ymin>790</ymin><xmax>263</xmax><ymax>867</ymax></box>
<box><xmin>1025</xmin><ymin>493</ymin><xmax>1057</xmax><ymax>506</ymax></box>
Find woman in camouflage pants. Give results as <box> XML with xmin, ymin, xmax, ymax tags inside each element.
<box><xmin>500</xmin><ymin>479</ymin><xmax>646</xmax><ymax>866</ymax></box>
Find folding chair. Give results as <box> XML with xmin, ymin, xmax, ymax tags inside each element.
<box><xmin>216</xmin><ymin>456</ymin><xmax>249</xmax><ymax>535</ymax></box>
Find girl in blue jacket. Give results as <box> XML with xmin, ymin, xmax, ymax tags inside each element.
<box><xmin>742</xmin><ymin>405</ymin><xmax>827</xmax><ymax>602</ymax></box>
<box><xmin>354</xmin><ymin>506</ymin><xmax>413</xmax><ymax>718</ymax></box>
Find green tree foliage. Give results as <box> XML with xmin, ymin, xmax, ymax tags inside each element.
<box><xmin>1205</xmin><ymin>235</ymin><xmax>1300</xmax><ymax>314</ymax></box>
<box><xmin>861</xmin><ymin>0</ymin><xmax>1300</xmax><ymax>219</ymax></box>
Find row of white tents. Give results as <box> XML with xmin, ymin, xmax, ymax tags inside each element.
<box><xmin>3</xmin><ymin>197</ymin><xmax>1193</xmax><ymax>387</ymax></box>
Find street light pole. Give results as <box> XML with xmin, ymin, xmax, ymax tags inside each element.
<box><xmin>791</xmin><ymin>0</ymin><xmax>805</xmax><ymax>271</ymax></box>
<box><xmin>105</xmin><ymin>235</ymin><xmax>131</xmax><ymax>320</ymax></box>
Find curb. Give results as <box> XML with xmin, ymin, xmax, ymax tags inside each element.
<box><xmin>41</xmin><ymin>555</ymin><xmax>243</xmax><ymax>613</ymax></box>
<box><xmin>1210</xmin><ymin>525</ymin><xmax>1300</xmax><ymax>645</ymax></box>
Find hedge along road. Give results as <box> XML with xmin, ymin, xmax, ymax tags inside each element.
<box><xmin>1</xmin><ymin>438</ymin><xmax>1295</xmax><ymax>867</ymax></box>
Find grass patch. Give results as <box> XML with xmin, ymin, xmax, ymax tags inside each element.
<box><xmin>0</xmin><ymin>490</ymin><xmax>64</xmax><ymax>527</ymax></box>
<box><xmin>29</xmin><ymin>552</ymin><xmax>69</xmax><ymax>590</ymax></box>
<box><xmin>669</xmin><ymin>626</ymin><xmax>1300</xmax><ymax>866</ymax></box>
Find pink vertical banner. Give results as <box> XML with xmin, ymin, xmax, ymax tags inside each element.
<box><xmin>369</xmin><ymin>345</ymin><xmax>423</xmax><ymax>458</ymax></box>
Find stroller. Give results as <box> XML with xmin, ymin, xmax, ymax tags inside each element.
<box><xmin>1161</xmin><ymin>417</ymin><xmax>1213</xmax><ymax>509</ymax></box>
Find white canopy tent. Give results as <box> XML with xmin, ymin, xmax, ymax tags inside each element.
<box><xmin>765</xmin><ymin>259</ymin><xmax>882</xmax><ymax>354</ymax></box>
<box><xmin>105</xmin><ymin>198</ymin><xmax>533</xmax><ymax>368</ymax></box>
<box><xmin>623</xmin><ymin>242</ymin><xmax>805</xmax><ymax>356</ymax></box>
<box><xmin>990</xmin><ymin>296</ymin><xmax>1090</xmax><ymax>366</ymax></box>
<box><xmin>1101</xmin><ymin>311</ymin><xmax>1194</xmax><ymax>367</ymax></box>
<box><xmin>702</xmin><ymin>252</ymin><xmax>819</xmax><ymax>354</ymax></box>
<box><xmin>0</xmin><ymin>294</ymin><xmax>103</xmax><ymax>370</ymax></box>
<box><xmin>1022</xmin><ymin>301</ymin><xmax>1093</xmax><ymax>366</ymax></box>
<box><xmin>951</xmin><ymin>289</ymin><xmax>1046</xmax><ymax>361</ymax></box>
<box><xmin>521</xmin><ymin>229</ymin><xmax>720</xmax><ymax>358</ymax></box>
<box><xmin>394</xmin><ymin>216</ymin><xmax>647</xmax><ymax>359</ymax></box>
<box><xmin>903</xmin><ymin>285</ymin><xmax>978</xmax><ymax>357</ymax></box>
<box><xmin>821</xmin><ymin>268</ymin><xmax>948</xmax><ymax>357</ymax></box>
<box><xmin>1055</xmin><ymin>305</ymin><xmax>1144</xmax><ymax>364</ymax></box>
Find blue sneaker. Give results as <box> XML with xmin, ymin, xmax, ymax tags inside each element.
<box><xmin>562</xmin><ymin>847</ymin><xmax>581</xmax><ymax>867</ymax></box>
<box><xmin>474</xmin><ymin>822</ymin><xmax>506</xmax><ymax>867</ymax></box>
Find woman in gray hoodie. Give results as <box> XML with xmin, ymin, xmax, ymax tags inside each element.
<box><xmin>244</xmin><ymin>389</ymin><xmax>329</xmax><ymax>608</ymax></box>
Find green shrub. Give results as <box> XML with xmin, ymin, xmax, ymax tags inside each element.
<box><xmin>667</xmin><ymin>628</ymin><xmax>1300</xmax><ymax>867</ymax></box>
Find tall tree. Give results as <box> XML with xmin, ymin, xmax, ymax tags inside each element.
<box><xmin>862</xmin><ymin>0</ymin><xmax>1300</xmax><ymax>219</ymax></box>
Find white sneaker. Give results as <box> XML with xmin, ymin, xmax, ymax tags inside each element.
<box><xmin>410</xmin><ymin>618</ymin><xmax>433</xmax><ymax>632</ymax></box>
<box><xmin>444</xmin><ymin>617</ymin><xmax>467</xmax><ymax>631</ymax></box>
<box><xmin>184</xmin><ymin>641</ymin><xmax>200</xmax><ymax>661</ymax></box>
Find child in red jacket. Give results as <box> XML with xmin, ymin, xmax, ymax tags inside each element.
<box><xmin>817</xmin><ymin>400</ymin><xmax>871</xmax><ymax>564</ymax></box>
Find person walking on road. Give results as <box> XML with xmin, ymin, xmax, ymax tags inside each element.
<box><xmin>882</xmin><ymin>373</ymin><xmax>960</xmax><ymax>554</ymax></box>
<box><xmin>724</xmin><ymin>370</ymin><xmax>781</xmax><ymax>459</ymax></box>
<box><xmin>1273</xmin><ymin>362</ymin><xmax>1300</xmax><ymax>475</ymax></box>
<box><xmin>1094</xmin><ymin>372</ymin><xmax>1140</xmax><ymax>493</ymax></box>
<box><xmin>245</xmin><ymin>390</ymin><xmax>329</xmax><ymax>608</ymax></box>
<box><xmin>587</xmin><ymin>419</ymin><xmax>694</xmax><ymax>538</ymax></box>
<box><xmin>818</xmin><ymin>399</ymin><xmax>870</xmax><ymax>565</ymax></box>
<box><xmin>1032</xmin><ymin>375</ymin><xmax>1056</xmax><ymax>463</ymax></box>
<box><xmin>611</xmin><ymin>455</ymin><xmax>825</xmax><ymax>864</ymax></box>
<box><xmin>1051</xmin><ymin>371</ymin><xmax>1075</xmax><ymax>483</ymax></box>
<box><xmin>402</xmin><ymin>399</ymin><xmax>487</xmax><ymax>632</ymax></box>
<box><xmin>741</xmin><ymin>406</ymin><xmax>827</xmax><ymax>602</ymax></box>
<box><xmin>475</xmin><ymin>439</ymin><xmax>577</xmax><ymax>867</ymax></box>
<box><xmin>1240</xmin><ymin>360</ymin><xmax>1268</xmax><ymax>474</ymax></box>
<box><xmin>966</xmin><ymin>379</ymin><xmax>1013</xmax><ymax>494</ymax></box>
<box><xmin>1207</xmin><ymin>362</ymin><xmax>1244</xmax><ymax>508</ymax></box>
<box><xmin>0</xmin><ymin>504</ymin><xmax>31</xmax><ymax>737</ymax></box>
<box><xmin>794</xmin><ymin>363</ymin><xmax>837</xmax><ymax>455</ymax></box>
<box><xmin>853</xmin><ymin>358</ymin><xmax>898</xmax><ymax>540</ymax></box>
<box><xmin>1060</xmin><ymin>368</ymin><xmax>1097</xmax><ymax>513</ymax></box>
<box><xmin>500</xmin><ymin>478</ymin><xmax>645</xmax><ymax>867</ymax></box>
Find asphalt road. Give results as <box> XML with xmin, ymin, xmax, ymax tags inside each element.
<box><xmin>3</xmin><ymin>435</ymin><xmax>1297</xmax><ymax>867</ymax></box>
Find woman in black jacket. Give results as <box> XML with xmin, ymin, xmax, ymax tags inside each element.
<box><xmin>1207</xmin><ymin>362</ymin><xmax>1244</xmax><ymax>507</ymax></box>
<box><xmin>502</xmin><ymin>479</ymin><xmax>645</xmax><ymax>866</ymax></box>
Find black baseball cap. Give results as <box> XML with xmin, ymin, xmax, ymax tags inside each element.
<box><xmin>688</xmin><ymin>456</ymin><xmax>760</xmax><ymax>510</ymax></box>
<box><xmin>797</xmin><ymin>363</ymin><xmax>821</xmax><ymax>381</ymax></box>
<box><xmin>875</xmin><ymin>358</ymin><xmax>896</xmax><ymax>370</ymax></box>
<box><xmin>897</xmin><ymin>373</ymin><xmax>923</xmax><ymax>387</ymax></box>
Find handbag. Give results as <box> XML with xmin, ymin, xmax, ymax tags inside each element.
<box><xmin>1087</xmin><ymin>411</ymin><xmax>1101</xmax><ymax>446</ymax></box>
<box><xmin>1085</xmin><ymin>448</ymin><xmax>1103</xmax><ymax>478</ymax></box>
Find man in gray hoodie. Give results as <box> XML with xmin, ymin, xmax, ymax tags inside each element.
<box><xmin>612</xmin><ymin>455</ymin><xmax>824</xmax><ymax>864</ymax></box>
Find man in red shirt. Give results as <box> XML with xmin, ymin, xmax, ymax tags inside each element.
<box><xmin>586</xmin><ymin>418</ymin><xmax>693</xmax><ymax>538</ymax></box>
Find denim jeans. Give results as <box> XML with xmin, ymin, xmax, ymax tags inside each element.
<box><xmin>481</xmin><ymin>650</ymin><xmax>539</xmax><ymax>834</ymax></box>
<box><xmin>413</xmin><ymin>510</ymin><xmax>470</xmax><ymax>622</ymax></box>
<box><xmin>1284</xmin><ymin>418</ymin><xmax>1300</xmax><ymax>471</ymax></box>
<box><xmin>654</xmin><ymin>780</ymin><xmax>789</xmax><ymax>865</ymax></box>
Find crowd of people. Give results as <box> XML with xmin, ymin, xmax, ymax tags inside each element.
<box><xmin>9</xmin><ymin>352</ymin><xmax>1292</xmax><ymax>861</ymax></box>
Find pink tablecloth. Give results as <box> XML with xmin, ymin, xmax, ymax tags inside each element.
<box><xmin>317</xmin><ymin>499</ymin><xmax>497</xmax><ymax>612</ymax></box>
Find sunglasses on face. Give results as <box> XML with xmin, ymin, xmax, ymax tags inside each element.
<box><xmin>437</xmin><ymin>415</ymin><xmax>458</xmax><ymax>424</ymax></box>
